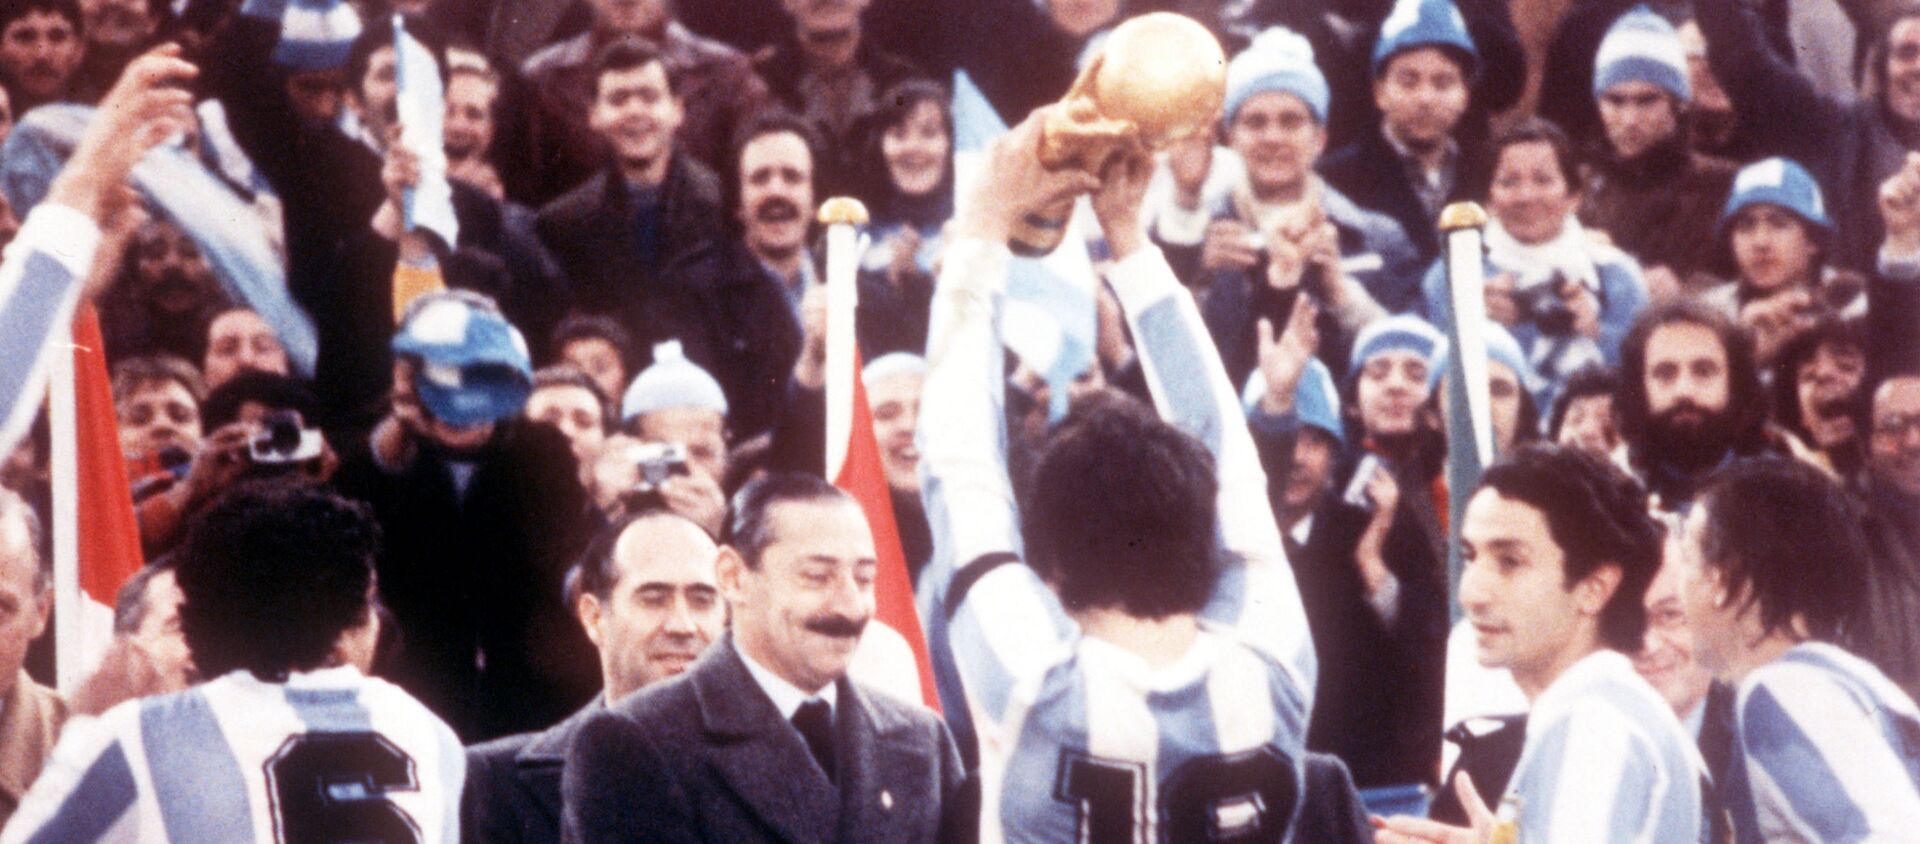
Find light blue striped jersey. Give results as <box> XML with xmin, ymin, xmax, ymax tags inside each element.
<box><xmin>969</xmin><ymin>617</ymin><xmax>1310</xmax><ymax>843</ymax></box>
<box><xmin>920</xmin><ymin>241</ymin><xmax>1315</xmax><ymax>843</ymax></box>
<box><xmin>1726</xmin><ymin>642</ymin><xmax>1920</xmax><ymax>843</ymax></box>
<box><xmin>1498</xmin><ymin>650</ymin><xmax>1705</xmax><ymax>843</ymax></box>
<box><xmin>1</xmin><ymin>666</ymin><xmax>464</xmax><ymax>843</ymax></box>
<box><xmin>0</xmin><ymin>203</ymin><xmax>97</xmax><ymax>460</ymax></box>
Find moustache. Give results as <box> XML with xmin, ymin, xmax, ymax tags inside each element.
<box><xmin>149</xmin><ymin>268</ymin><xmax>205</xmax><ymax>302</ymax></box>
<box><xmin>802</xmin><ymin>26</ymin><xmax>857</xmax><ymax>47</ymax></box>
<box><xmin>1656</xmin><ymin>400</ymin><xmax>1712</xmax><ymax>426</ymax></box>
<box><xmin>755</xmin><ymin>197</ymin><xmax>803</xmax><ymax>224</ymax></box>
<box><xmin>804</xmin><ymin>613</ymin><xmax>868</xmax><ymax>639</ymax></box>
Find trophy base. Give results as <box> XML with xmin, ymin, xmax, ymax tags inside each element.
<box><xmin>1008</xmin><ymin>202</ymin><xmax>1073</xmax><ymax>258</ymax></box>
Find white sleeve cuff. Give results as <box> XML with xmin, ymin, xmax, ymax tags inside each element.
<box><xmin>1105</xmin><ymin>244</ymin><xmax>1183</xmax><ymax>314</ymax></box>
<box><xmin>939</xmin><ymin>237</ymin><xmax>1013</xmax><ymax>298</ymax></box>
<box><xmin>1368</xmin><ymin>571</ymin><xmax>1403</xmax><ymax>625</ymax></box>
<box><xmin>12</xmin><ymin>202</ymin><xmax>102</xmax><ymax>280</ymax></box>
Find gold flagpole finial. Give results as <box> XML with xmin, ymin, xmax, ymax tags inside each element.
<box><xmin>817</xmin><ymin>197</ymin><xmax>870</xmax><ymax>227</ymax></box>
<box><xmin>1438</xmin><ymin>201</ymin><xmax>1489</xmax><ymax>232</ymax></box>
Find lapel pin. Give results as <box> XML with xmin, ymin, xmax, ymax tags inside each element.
<box><xmin>881</xmin><ymin>790</ymin><xmax>894</xmax><ymax>811</ymax></box>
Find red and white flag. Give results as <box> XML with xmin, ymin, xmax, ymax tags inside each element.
<box><xmin>49</xmin><ymin>305</ymin><xmax>145</xmax><ymax>690</ymax></box>
<box><xmin>821</xmin><ymin>201</ymin><xmax>940</xmax><ymax>712</ymax></box>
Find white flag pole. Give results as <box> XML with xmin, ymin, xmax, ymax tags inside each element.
<box><xmin>819</xmin><ymin>197</ymin><xmax>869</xmax><ymax>481</ymax></box>
<box><xmin>1441</xmin><ymin>202</ymin><xmax>1494</xmax><ymax>467</ymax></box>
<box><xmin>47</xmin><ymin>325</ymin><xmax>80</xmax><ymax>693</ymax></box>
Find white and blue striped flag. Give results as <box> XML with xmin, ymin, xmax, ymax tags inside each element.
<box><xmin>395</xmin><ymin>15</ymin><xmax>459</xmax><ymax>247</ymax></box>
<box><xmin>0</xmin><ymin>105</ymin><xmax>320</xmax><ymax>377</ymax></box>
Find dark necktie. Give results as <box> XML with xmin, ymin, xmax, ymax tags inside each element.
<box><xmin>791</xmin><ymin>699</ymin><xmax>837</xmax><ymax>785</ymax></box>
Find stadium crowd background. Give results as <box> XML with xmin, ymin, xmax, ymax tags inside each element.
<box><xmin>0</xmin><ymin>0</ymin><xmax>1915</xmax><ymax>838</ymax></box>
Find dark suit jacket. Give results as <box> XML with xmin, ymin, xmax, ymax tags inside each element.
<box><xmin>462</xmin><ymin>702</ymin><xmax>602</xmax><ymax>844</ymax></box>
<box><xmin>752</xmin><ymin>38</ymin><xmax>929</xmax><ymax>196</ymax></box>
<box><xmin>537</xmin><ymin>158</ymin><xmax>810</xmax><ymax>433</ymax></box>
<box><xmin>1318</xmin><ymin>127</ymin><xmax>1490</xmax><ymax>265</ymax></box>
<box><xmin>1699</xmin><ymin>681</ymin><xmax>1738</xmax><ymax>844</ymax></box>
<box><xmin>561</xmin><ymin>636</ymin><xmax>966</xmax><ymax>843</ymax></box>
<box><xmin>1251</xmin><ymin>423</ymin><xmax>1448</xmax><ymax>789</ymax></box>
<box><xmin>534</xmin><ymin>155</ymin><xmax>728</xmax><ymax>319</ymax></box>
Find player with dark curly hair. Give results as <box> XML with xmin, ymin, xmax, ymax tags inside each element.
<box><xmin>174</xmin><ymin>482</ymin><xmax>384</xmax><ymax>681</ymax></box>
<box><xmin>1378</xmin><ymin>444</ymin><xmax>1703</xmax><ymax>842</ymax></box>
<box><xmin>1020</xmin><ymin>389</ymin><xmax>1223</xmax><ymax>620</ymax></box>
<box><xmin>3</xmin><ymin>484</ymin><xmax>465</xmax><ymax>842</ymax></box>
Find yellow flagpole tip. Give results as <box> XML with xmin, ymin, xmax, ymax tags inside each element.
<box><xmin>817</xmin><ymin>197</ymin><xmax>870</xmax><ymax>226</ymax></box>
<box><xmin>1438</xmin><ymin>202</ymin><xmax>1489</xmax><ymax>231</ymax></box>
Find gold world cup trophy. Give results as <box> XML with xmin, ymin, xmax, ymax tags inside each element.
<box><xmin>1007</xmin><ymin>12</ymin><xmax>1228</xmax><ymax>257</ymax></box>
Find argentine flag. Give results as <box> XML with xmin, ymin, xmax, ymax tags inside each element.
<box><xmin>395</xmin><ymin>15</ymin><xmax>460</xmax><ymax>247</ymax></box>
<box><xmin>0</xmin><ymin>105</ymin><xmax>319</xmax><ymax>377</ymax></box>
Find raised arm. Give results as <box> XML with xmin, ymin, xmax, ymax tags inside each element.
<box><xmin>0</xmin><ymin>46</ymin><xmax>195</xmax><ymax>458</ymax></box>
<box><xmin>918</xmin><ymin>111</ymin><xmax>1098</xmax><ymax>724</ymax></box>
<box><xmin>1694</xmin><ymin>0</ymin><xmax>1846</xmax><ymax>166</ymax></box>
<box><xmin>1091</xmin><ymin>151</ymin><xmax>1318</xmax><ymax>693</ymax></box>
<box><xmin>1874</xmin><ymin>152</ymin><xmax>1920</xmax><ymax>379</ymax></box>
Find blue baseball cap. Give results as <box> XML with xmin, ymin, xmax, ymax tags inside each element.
<box><xmin>392</xmin><ymin>292</ymin><xmax>533</xmax><ymax>427</ymax></box>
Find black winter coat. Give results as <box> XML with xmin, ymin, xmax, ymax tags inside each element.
<box><xmin>333</xmin><ymin>422</ymin><xmax>600</xmax><ymax>742</ymax></box>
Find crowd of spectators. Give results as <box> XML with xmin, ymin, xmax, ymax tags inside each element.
<box><xmin>0</xmin><ymin>0</ymin><xmax>1916</xmax><ymax>837</ymax></box>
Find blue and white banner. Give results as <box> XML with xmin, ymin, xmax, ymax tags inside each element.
<box><xmin>0</xmin><ymin>104</ymin><xmax>319</xmax><ymax>377</ymax></box>
<box><xmin>951</xmin><ymin>70</ymin><xmax>1098</xmax><ymax>421</ymax></box>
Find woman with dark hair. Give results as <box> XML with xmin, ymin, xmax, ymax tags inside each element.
<box><xmin>1420</xmin><ymin>118</ymin><xmax>1648</xmax><ymax>397</ymax></box>
<box><xmin>1770</xmin><ymin>316</ymin><xmax>1870</xmax><ymax>477</ymax></box>
<box><xmin>853</xmin><ymin>78</ymin><xmax>954</xmax><ymax>284</ymax></box>
<box><xmin>1547</xmin><ymin>363</ymin><xmax>1621</xmax><ymax>457</ymax></box>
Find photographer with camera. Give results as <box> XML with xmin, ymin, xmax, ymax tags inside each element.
<box><xmin>1420</xmin><ymin>119</ymin><xmax>1648</xmax><ymax>400</ymax></box>
<box><xmin>111</xmin><ymin>355</ymin><xmax>254</xmax><ymax>559</ymax></box>
<box><xmin>587</xmin><ymin>435</ymin><xmax>722</xmax><ymax>535</ymax></box>
<box><xmin>1149</xmin><ymin>28</ymin><xmax>1414</xmax><ymax>390</ymax></box>
<box><xmin>130</xmin><ymin>369</ymin><xmax>340</xmax><ymax>558</ymax></box>
<box><xmin>586</xmin><ymin>340</ymin><xmax>730</xmax><ymax>539</ymax></box>
<box><xmin>332</xmin><ymin>290</ymin><xmax>599</xmax><ymax>741</ymax></box>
